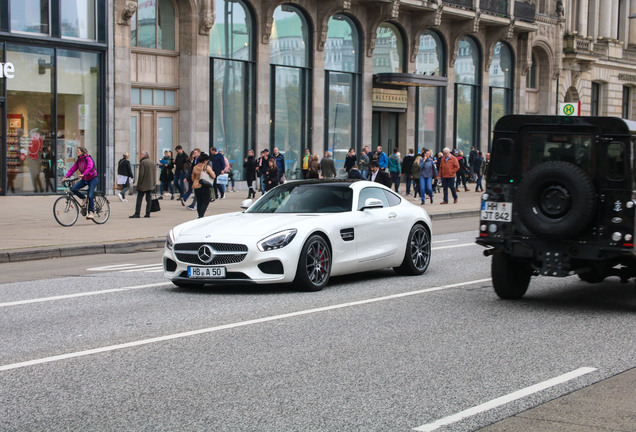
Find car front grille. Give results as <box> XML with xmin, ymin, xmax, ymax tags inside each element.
<box><xmin>174</xmin><ymin>242</ymin><xmax>248</xmax><ymax>265</ymax></box>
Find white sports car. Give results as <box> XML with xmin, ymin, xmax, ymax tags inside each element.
<box><xmin>163</xmin><ymin>179</ymin><xmax>432</xmax><ymax>291</ymax></box>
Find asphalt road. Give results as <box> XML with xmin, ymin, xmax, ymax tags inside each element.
<box><xmin>1</xmin><ymin>226</ymin><xmax>635</xmax><ymax>431</ymax></box>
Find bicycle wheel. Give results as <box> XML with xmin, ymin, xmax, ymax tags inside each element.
<box><xmin>53</xmin><ymin>196</ymin><xmax>79</xmax><ymax>227</ymax></box>
<box><xmin>91</xmin><ymin>194</ymin><xmax>110</xmax><ymax>224</ymax></box>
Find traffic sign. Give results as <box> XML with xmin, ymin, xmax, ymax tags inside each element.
<box><xmin>559</xmin><ymin>101</ymin><xmax>581</xmax><ymax>116</ymax></box>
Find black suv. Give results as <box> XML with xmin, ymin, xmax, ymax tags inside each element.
<box><xmin>476</xmin><ymin>115</ymin><xmax>636</xmax><ymax>299</ymax></box>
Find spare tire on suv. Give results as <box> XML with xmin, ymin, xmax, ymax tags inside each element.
<box><xmin>515</xmin><ymin>161</ymin><xmax>596</xmax><ymax>239</ymax></box>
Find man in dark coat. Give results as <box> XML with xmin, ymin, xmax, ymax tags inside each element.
<box><xmin>130</xmin><ymin>150</ymin><xmax>156</xmax><ymax>218</ymax></box>
<box><xmin>369</xmin><ymin>160</ymin><xmax>391</xmax><ymax>187</ymax></box>
<box><xmin>209</xmin><ymin>146</ymin><xmax>226</xmax><ymax>200</ymax></box>
<box><xmin>173</xmin><ymin>145</ymin><xmax>188</xmax><ymax>200</ymax></box>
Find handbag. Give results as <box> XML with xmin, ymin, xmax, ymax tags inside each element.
<box><xmin>217</xmin><ymin>173</ymin><xmax>229</xmax><ymax>185</ymax></box>
<box><xmin>151</xmin><ymin>194</ymin><xmax>161</xmax><ymax>212</ymax></box>
<box><xmin>200</xmin><ymin>168</ymin><xmax>215</xmax><ymax>187</ymax></box>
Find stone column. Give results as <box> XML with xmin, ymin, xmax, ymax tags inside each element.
<box><xmin>598</xmin><ymin>0</ymin><xmax>613</xmax><ymax>38</ymax></box>
<box><xmin>630</xmin><ymin>0</ymin><xmax>636</xmax><ymax>46</ymax></box>
<box><xmin>610</xmin><ymin>0</ymin><xmax>619</xmax><ymax>39</ymax></box>
<box><xmin>576</xmin><ymin>0</ymin><xmax>589</xmax><ymax>37</ymax></box>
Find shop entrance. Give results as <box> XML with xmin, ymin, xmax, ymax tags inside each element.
<box><xmin>131</xmin><ymin>110</ymin><xmax>178</xmax><ymax>177</ymax></box>
<box><xmin>372</xmin><ymin>111</ymin><xmax>399</xmax><ymax>152</ymax></box>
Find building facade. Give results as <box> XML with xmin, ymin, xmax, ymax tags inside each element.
<box><xmin>1</xmin><ymin>0</ymin><xmax>633</xmax><ymax>195</ymax></box>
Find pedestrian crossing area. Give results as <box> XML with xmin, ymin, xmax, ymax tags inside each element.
<box><xmin>87</xmin><ymin>263</ymin><xmax>163</xmax><ymax>273</ymax></box>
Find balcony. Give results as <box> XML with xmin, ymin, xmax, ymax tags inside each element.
<box><xmin>514</xmin><ymin>0</ymin><xmax>536</xmax><ymax>22</ymax></box>
<box><xmin>481</xmin><ymin>0</ymin><xmax>508</xmax><ymax>17</ymax></box>
<box><xmin>444</xmin><ymin>0</ymin><xmax>474</xmax><ymax>10</ymax></box>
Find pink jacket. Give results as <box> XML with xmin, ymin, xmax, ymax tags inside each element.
<box><xmin>65</xmin><ymin>154</ymin><xmax>98</xmax><ymax>181</ymax></box>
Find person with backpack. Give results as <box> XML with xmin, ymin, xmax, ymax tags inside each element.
<box><xmin>61</xmin><ymin>146</ymin><xmax>98</xmax><ymax>219</ymax></box>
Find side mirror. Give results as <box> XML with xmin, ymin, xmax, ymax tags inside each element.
<box><xmin>240</xmin><ymin>199</ymin><xmax>253</xmax><ymax>210</ymax></box>
<box><xmin>360</xmin><ymin>198</ymin><xmax>384</xmax><ymax>210</ymax></box>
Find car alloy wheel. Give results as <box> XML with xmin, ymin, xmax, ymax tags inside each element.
<box><xmin>295</xmin><ymin>235</ymin><xmax>331</xmax><ymax>291</ymax></box>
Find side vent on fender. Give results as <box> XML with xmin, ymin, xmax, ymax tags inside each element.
<box><xmin>340</xmin><ymin>228</ymin><xmax>354</xmax><ymax>242</ymax></box>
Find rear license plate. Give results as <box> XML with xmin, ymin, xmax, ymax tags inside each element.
<box><xmin>187</xmin><ymin>266</ymin><xmax>226</xmax><ymax>278</ymax></box>
<box><xmin>481</xmin><ymin>202</ymin><xmax>512</xmax><ymax>222</ymax></box>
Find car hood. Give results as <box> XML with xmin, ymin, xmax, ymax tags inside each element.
<box><xmin>174</xmin><ymin>212</ymin><xmax>321</xmax><ymax>240</ymax></box>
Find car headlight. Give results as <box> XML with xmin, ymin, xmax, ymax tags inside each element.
<box><xmin>257</xmin><ymin>229</ymin><xmax>297</xmax><ymax>252</ymax></box>
<box><xmin>166</xmin><ymin>229</ymin><xmax>175</xmax><ymax>250</ymax></box>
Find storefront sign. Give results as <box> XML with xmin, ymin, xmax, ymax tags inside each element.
<box><xmin>372</xmin><ymin>88</ymin><xmax>408</xmax><ymax>109</ymax></box>
<box><xmin>0</xmin><ymin>62</ymin><xmax>15</xmax><ymax>79</ymax></box>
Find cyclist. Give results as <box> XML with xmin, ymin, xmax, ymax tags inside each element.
<box><xmin>61</xmin><ymin>146</ymin><xmax>98</xmax><ymax>219</ymax></box>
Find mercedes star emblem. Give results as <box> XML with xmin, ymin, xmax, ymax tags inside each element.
<box><xmin>197</xmin><ymin>244</ymin><xmax>215</xmax><ymax>264</ymax></box>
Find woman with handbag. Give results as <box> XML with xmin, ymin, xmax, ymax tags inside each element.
<box><xmin>191</xmin><ymin>152</ymin><xmax>216</xmax><ymax>218</ymax></box>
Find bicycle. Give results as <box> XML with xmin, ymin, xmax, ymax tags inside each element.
<box><xmin>53</xmin><ymin>178</ymin><xmax>111</xmax><ymax>227</ymax></box>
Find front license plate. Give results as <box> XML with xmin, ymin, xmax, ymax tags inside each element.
<box><xmin>481</xmin><ymin>202</ymin><xmax>512</xmax><ymax>222</ymax></box>
<box><xmin>188</xmin><ymin>266</ymin><xmax>226</xmax><ymax>278</ymax></box>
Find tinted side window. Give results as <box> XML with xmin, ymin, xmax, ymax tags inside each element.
<box><xmin>523</xmin><ymin>133</ymin><xmax>593</xmax><ymax>174</ymax></box>
<box><xmin>358</xmin><ymin>187</ymin><xmax>389</xmax><ymax>209</ymax></box>
<box><xmin>491</xmin><ymin>138</ymin><xmax>513</xmax><ymax>176</ymax></box>
<box><xmin>383</xmin><ymin>190</ymin><xmax>401</xmax><ymax>207</ymax></box>
<box><xmin>607</xmin><ymin>141</ymin><xmax>625</xmax><ymax>181</ymax></box>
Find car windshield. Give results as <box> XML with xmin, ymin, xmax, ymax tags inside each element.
<box><xmin>246</xmin><ymin>183</ymin><xmax>353</xmax><ymax>214</ymax></box>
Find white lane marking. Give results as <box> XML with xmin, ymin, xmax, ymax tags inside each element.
<box><xmin>0</xmin><ymin>278</ymin><xmax>491</xmax><ymax>372</ymax></box>
<box><xmin>412</xmin><ymin>367</ymin><xmax>598</xmax><ymax>431</ymax></box>
<box><xmin>431</xmin><ymin>239</ymin><xmax>458</xmax><ymax>244</ymax></box>
<box><xmin>87</xmin><ymin>263</ymin><xmax>162</xmax><ymax>272</ymax></box>
<box><xmin>0</xmin><ymin>282</ymin><xmax>172</xmax><ymax>308</ymax></box>
<box><xmin>120</xmin><ymin>265</ymin><xmax>163</xmax><ymax>273</ymax></box>
<box><xmin>145</xmin><ymin>269</ymin><xmax>165</xmax><ymax>273</ymax></box>
<box><xmin>432</xmin><ymin>243</ymin><xmax>478</xmax><ymax>251</ymax></box>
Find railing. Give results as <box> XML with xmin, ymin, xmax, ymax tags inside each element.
<box><xmin>444</xmin><ymin>0</ymin><xmax>474</xmax><ymax>9</ymax></box>
<box><xmin>514</xmin><ymin>0</ymin><xmax>536</xmax><ymax>22</ymax></box>
<box><xmin>480</xmin><ymin>0</ymin><xmax>509</xmax><ymax>17</ymax></box>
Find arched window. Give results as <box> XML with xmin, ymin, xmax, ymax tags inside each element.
<box><xmin>210</xmin><ymin>0</ymin><xmax>255</xmax><ymax>180</ymax></box>
<box><xmin>416</xmin><ymin>30</ymin><xmax>445</xmax><ymax>153</ymax></box>
<box><xmin>131</xmin><ymin>0</ymin><xmax>175</xmax><ymax>50</ymax></box>
<box><xmin>373</xmin><ymin>22</ymin><xmax>404</xmax><ymax>73</ymax></box>
<box><xmin>489</xmin><ymin>42</ymin><xmax>513</xmax><ymax>139</ymax></box>
<box><xmin>269</xmin><ymin>4</ymin><xmax>312</xmax><ymax>179</ymax></box>
<box><xmin>454</xmin><ymin>36</ymin><xmax>480</xmax><ymax>154</ymax></box>
<box><xmin>324</xmin><ymin>13</ymin><xmax>360</xmax><ymax>175</ymax></box>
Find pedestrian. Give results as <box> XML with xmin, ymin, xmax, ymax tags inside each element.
<box><xmin>41</xmin><ymin>145</ymin><xmax>55</xmax><ymax>192</ymax></box>
<box><xmin>474</xmin><ymin>151</ymin><xmax>485</xmax><ymax>192</ymax></box>
<box><xmin>130</xmin><ymin>150</ymin><xmax>156</xmax><ymax>218</ymax></box>
<box><xmin>369</xmin><ymin>159</ymin><xmax>391</xmax><ymax>187</ymax></box>
<box><xmin>419</xmin><ymin>149</ymin><xmax>438</xmax><ymax>205</ymax></box>
<box><xmin>320</xmin><ymin>151</ymin><xmax>337</xmax><ymax>178</ymax></box>
<box><xmin>264</xmin><ymin>157</ymin><xmax>279</xmax><ymax>191</ymax></box>
<box><xmin>272</xmin><ymin>147</ymin><xmax>285</xmax><ymax>183</ymax></box>
<box><xmin>191</xmin><ymin>152</ymin><xmax>216</xmax><ymax>218</ymax></box>
<box><xmin>375</xmin><ymin>145</ymin><xmax>388</xmax><ymax>170</ymax></box>
<box><xmin>173</xmin><ymin>145</ymin><xmax>188</xmax><ymax>202</ymax></box>
<box><xmin>301</xmin><ymin>148</ymin><xmax>311</xmax><ymax>179</ymax></box>
<box><xmin>344</xmin><ymin>148</ymin><xmax>356</xmax><ymax>174</ymax></box>
<box><xmin>388</xmin><ymin>147</ymin><xmax>401</xmax><ymax>193</ymax></box>
<box><xmin>159</xmin><ymin>149</ymin><xmax>174</xmax><ymax>199</ymax></box>
<box><xmin>359</xmin><ymin>148</ymin><xmax>370</xmax><ymax>180</ymax></box>
<box><xmin>257</xmin><ymin>149</ymin><xmax>270</xmax><ymax>194</ymax></box>
<box><xmin>243</xmin><ymin>149</ymin><xmax>257</xmax><ymax>198</ymax></box>
<box><xmin>306</xmin><ymin>155</ymin><xmax>321</xmax><ymax>179</ymax></box>
<box><xmin>468</xmin><ymin>145</ymin><xmax>478</xmax><ymax>182</ymax></box>
<box><xmin>61</xmin><ymin>146</ymin><xmax>98</xmax><ymax>219</ymax></box>
<box><xmin>347</xmin><ymin>164</ymin><xmax>365</xmax><ymax>180</ymax></box>
<box><xmin>412</xmin><ymin>152</ymin><xmax>422</xmax><ymax>200</ymax></box>
<box><xmin>438</xmin><ymin>147</ymin><xmax>459</xmax><ymax>204</ymax></box>
<box><xmin>455</xmin><ymin>150</ymin><xmax>470</xmax><ymax>191</ymax></box>
<box><xmin>209</xmin><ymin>146</ymin><xmax>226</xmax><ymax>200</ymax></box>
<box><xmin>184</xmin><ymin>148</ymin><xmax>200</xmax><ymax>210</ymax></box>
<box><xmin>116</xmin><ymin>152</ymin><xmax>133</xmax><ymax>202</ymax></box>
<box><xmin>402</xmin><ymin>148</ymin><xmax>415</xmax><ymax>196</ymax></box>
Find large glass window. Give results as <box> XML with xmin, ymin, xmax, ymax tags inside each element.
<box><xmin>10</xmin><ymin>0</ymin><xmax>49</xmax><ymax>34</ymax></box>
<box><xmin>489</xmin><ymin>42</ymin><xmax>513</xmax><ymax>140</ymax></box>
<box><xmin>373</xmin><ymin>22</ymin><xmax>404</xmax><ymax>74</ymax></box>
<box><xmin>454</xmin><ymin>37</ymin><xmax>480</xmax><ymax>155</ymax></box>
<box><xmin>325</xmin><ymin>14</ymin><xmax>360</xmax><ymax>177</ymax></box>
<box><xmin>61</xmin><ymin>0</ymin><xmax>96</xmax><ymax>39</ymax></box>
<box><xmin>270</xmin><ymin>5</ymin><xmax>311</xmax><ymax>180</ymax></box>
<box><xmin>416</xmin><ymin>30</ymin><xmax>445</xmax><ymax>153</ymax></box>
<box><xmin>210</xmin><ymin>0</ymin><xmax>254</xmax><ymax>181</ymax></box>
<box><xmin>131</xmin><ymin>0</ymin><xmax>175</xmax><ymax>50</ymax></box>
<box><xmin>5</xmin><ymin>45</ymin><xmax>54</xmax><ymax>194</ymax></box>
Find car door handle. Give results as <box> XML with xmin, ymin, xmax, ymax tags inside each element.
<box><xmin>388</xmin><ymin>212</ymin><xmax>397</xmax><ymax>219</ymax></box>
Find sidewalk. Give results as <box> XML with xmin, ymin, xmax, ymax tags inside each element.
<box><xmin>0</xmin><ymin>186</ymin><xmax>483</xmax><ymax>263</ymax></box>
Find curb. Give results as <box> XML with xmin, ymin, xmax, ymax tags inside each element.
<box><xmin>0</xmin><ymin>239</ymin><xmax>166</xmax><ymax>264</ymax></box>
